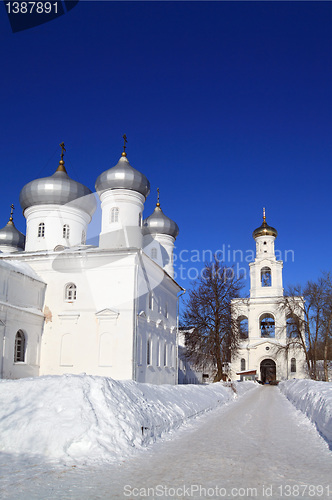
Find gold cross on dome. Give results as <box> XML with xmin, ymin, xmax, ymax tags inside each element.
<box><xmin>123</xmin><ymin>134</ymin><xmax>127</xmax><ymax>153</ymax></box>
<box><xmin>59</xmin><ymin>142</ymin><xmax>66</xmax><ymax>161</ymax></box>
<box><xmin>9</xmin><ymin>204</ymin><xmax>14</xmax><ymax>222</ymax></box>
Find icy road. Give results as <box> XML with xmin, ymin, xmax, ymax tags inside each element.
<box><xmin>1</xmin><ymin>386</ymin><xmax>332</xmax><ymax>500</ymax></box>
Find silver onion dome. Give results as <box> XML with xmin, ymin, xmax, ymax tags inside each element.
<box><xmin>253</xmin><ymin>208</ymin><xmax>277</xmax><ymax>239</ymax></box>
<box><xmin>143</xmin><ymin>193</ymin><xmax>179</xmax><ymax>239</ymax></box>
<box><xmin>0</xmin><ymin>208</ymin><xmax>25</xmax><ymax>250</ymax></box>
<box><xmin>95</xmin><ymin>152</ymin><xmax>150</xmax><ymax>199</ymax></box>
<box><xmin>19</xmin><ymin>146</ymin><xmax>96</xmax><ymax>217</ymax></box>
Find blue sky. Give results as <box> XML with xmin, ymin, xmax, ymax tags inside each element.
<box><xmin>0</xmin><ymin>1</ymin><xmax>331</xmax><ymax>294</ymax></box>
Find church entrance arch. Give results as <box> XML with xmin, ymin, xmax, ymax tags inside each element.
<box><xmin>260</xmin><ymin>359</ymin><xmax>276</xmax><ymax>383</ymax></box>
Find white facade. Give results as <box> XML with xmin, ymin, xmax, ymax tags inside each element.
<box><xmin>0</xmin><ymin>260</ymin><xmax>46</xmax><ymax>379</ymax></box>
<box><xmin>0</xmin><ymin>146</ymin><xmax>181</xmax><ymax>384</ymax></box>
<box><xmin>231</xmin><ymin>214</ymin><xmax>307</xmax><ymax>382</ymax></box>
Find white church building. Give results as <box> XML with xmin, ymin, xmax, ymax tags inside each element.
<box><xmin>230</xmin><ymin>211</ymin><xmax>307</xmax><ymax>382</ymax></box>
<box><xmin>0</xmin><ymin>142</ymin><xmax>182</xmax><ymax>384</ymax></box>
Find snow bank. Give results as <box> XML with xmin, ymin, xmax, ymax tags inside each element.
<box><xmin>0</xmin><ymin>375</ymin><xmax>256</xmax><ymax>463</ymax></box>
<box><xmin>279</xmin><ymin>379</ymin><xmax>332</xmax><ymax>448</ymax></box>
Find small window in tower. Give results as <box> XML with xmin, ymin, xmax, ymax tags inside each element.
<box><xmin>261</xmin><ymin>267</ymin><xmax>272</xmax><ymax>287</ymax></box>
<box><xmin>38</xmin><ymin>222</ymin><xmax>45</xmax><ymax>238</ymax></box>
<box><xmin>291</xmin><ymin>358</ymin><xmax>296</xmax><ymax>373</ymax></box>
<box><xmin>241</xmin><ymin>358</ymin><xmax>246</xmax><ymax>371</ymax></box>
<box><xmin>110</xmin><ymin>207</ymin><xmax>119</xmax><ymax>223</ymax></box>
<box><xmin>14</xmin><ymin>330</ymin><xmax>25</xmax><ymax>362</ymax></box>
<box><xmin>63</xmin><ymin>224</ymin><xmax>70</xmax><ymax>239</ymax></box>
<box><xmin>81</xmin><ymin>230</ymin><xmax>86</xmax><ymax>245</ymax></box>
<box><xmin>138</xmin><ymin>212</ymin><xmax>142</xmax><ymax>227</ymax></box>
<box><xmin>65</xmin><ymin>283</ymin><xmax>77</xmax><ymax>301</ymax></box>
<box><xmin>164</xmin><ymin>342</ymin><xmax>167</xmax><ymax>366</ymax></box>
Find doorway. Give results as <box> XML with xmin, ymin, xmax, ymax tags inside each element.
<box><xmin>260</xmin><ymin>359</ymin><xmax>276</xmax><ymax>383</ymax></box>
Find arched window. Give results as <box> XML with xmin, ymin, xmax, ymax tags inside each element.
<box><xmin>38</xmin><ymin>222</ymin><xmax>45</xmax><ymax>238</ymax></box>
<box><xmin>260</xmin><ymin>313</ymin><xmax>275</xmax><ymax>338</ymax></box>
<box><xmin>65</xmin><ymin>283</ymin><xmax>77</xmax><ymax>301</ymax></box>
<box><xmin>156</xmin><ymin>341</ymin><xmax>160</xmax><ymax>367</ymax></box>
<box><xmin>148</xmin><ymin>291</ymin><xmax>153</xmax><ymax>310</ymax></box>
<box><xmin>14</xmin><ymin>330</ymin><xmax>25</xmax><ymax>362</ymax></box>
<box><xmin>138</xmin><ymin>212</ymin><xmax>142</xmax><ymax>227</ymax></box>
<box><xmin>291</xmin><ymin>358</ymin><xmax>296</xmax><ymax>373</ymax></box>
<box><xmin>286</xmin><ymin>316</ymin><xmax>298</xmax><ymax>338</ymax></box>
<box><xmin>241</xmin><ymin>358</ymin><xmax>246</xmax><ymax>371</ymax></box>
<box><xmin>81</xmin><ymin>230</ymin><xmax>86</xmax><ymax>245</ymax></box>
<box><xmin>151</xmin><ymin>248</ymin><xmax>157</xmax><ymax>260</ymax></box>
<box><xmin>164</xmin><ymin>302</ymin><xmax>168</xmax><ymax>318</ymax></box>
<box><xmin>238</xmin><ymin>316</ymin><xmax>249</xmax><ymax>339</ymax></box>
<box><xmin>110</xmin><ymin>207</ymin><xmax>119</xmax><ymax>223</ymax></box>
<box><xmin>170</xmin><ymin>345</ymin><xmax>174</xmax><ymax>368</ymax></box>
<box><xmin>147</xmin><ymin>338</ymin><xmax>151</xmax><ymax>365</ymax></box>
<box><xmin>63</xmin><ymin>224</ymin><xmax>70</xmax><ymax>239</ymax></box>
<box><xmin>261</xmin><ymin>267</ymin><xmax>272</xmax><ymax>287</ymax></box>
<box><xmin>164</xmin><ymin>342</ymin><xmax>167</xmax><ymax>366</ymax></box>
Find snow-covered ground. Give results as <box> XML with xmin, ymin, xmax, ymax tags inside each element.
<box><xmin>0</xmin><ymin>374</ymin><xmax>255</xmax><ymax>463</ymax></box>
<box><xmin>0</xmin><ymin>377</ymin><xmax>332</xmax><ymax>500</ymax></box>
<box><xmin>279</xmin><ymin>379</ymin><xmax>332</xmax><ymax>448</ymax></box>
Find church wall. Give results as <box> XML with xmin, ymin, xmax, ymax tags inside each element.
<box><xmin>135</xmin><ymin>255</ymin><xmax>180</xmax><ymax>384</ymax></box>
<box><xmin>1</xmin><ymin>307</ymin><xmax>44</xmax><ymax>379</ymax></box>
<box><xmin>0</xmin><ymin>261</ymin><xmax>45</xmax><ymax>379</ymax></box>
<box><xmin>13</xmin><ymin>250</ymin><xmax>137</xmax><ymax>379</ymax></box>
<box><xmin>231</xmin><ymin>296</ymin><xmax>307</xmax><ymax>381</ymax></box>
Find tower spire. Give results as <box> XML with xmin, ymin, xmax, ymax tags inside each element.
<box><xmin>122</xmin><ymin>134</ymin><xmax>128</xmax><ymax>157</ymax></box>
<box><xmin>57</xmin><ymin>142</ymin><xmax>67</xmax><ymax>173</ymax></box>
<box><xmin>157</xmin><ymin>187</ymin><xmax>160</xmax><ymax>207</ymax></box>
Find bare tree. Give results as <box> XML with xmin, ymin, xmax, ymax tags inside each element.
<box><xmin>282</xmin><ymin>272</ymin><xmax>332</xmax><ymax>381</ymax></box>
<box><xmin>181</xmin><ymin>258</ymin><xmax>244</xmax><ymax>382</ymax></box>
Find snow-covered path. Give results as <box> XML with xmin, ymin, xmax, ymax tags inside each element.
<box><xmin>1</xmin><ymin>386</ymin><xmax>332</xmax><ymax>499</ymax></box>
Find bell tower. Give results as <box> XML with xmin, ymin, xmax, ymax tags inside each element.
<box><xmin>249</xmin><ymin>208</ymin><xmax>283</xmax><ymax>299</ymax></box>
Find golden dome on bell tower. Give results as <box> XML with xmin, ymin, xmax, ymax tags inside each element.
<box><xmin>252</xmin><ymin>208</ymin><xmax>278</xmax><ymax>239</ymax></box>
